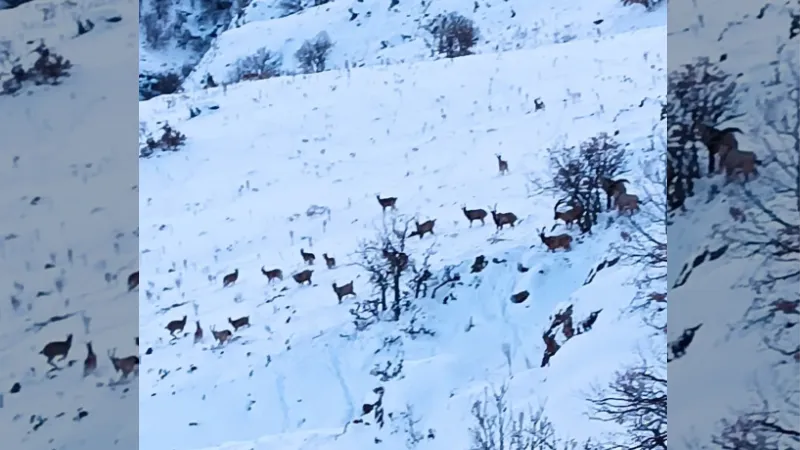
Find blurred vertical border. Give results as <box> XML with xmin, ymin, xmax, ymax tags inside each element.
<box><xmin>667</xmin><ymin>0</ymin><xmax>799</xmax><ymax>448</ymax></box>
<box><xmin>0</xmin><ymin>0</ymin><xmax>139</xmax><ymax>449</ymax></box>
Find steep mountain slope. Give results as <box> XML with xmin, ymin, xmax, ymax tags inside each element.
<box><xmin>138</xmin><ymin>20</ymin><xmax>666</xmax><ymax>450</ymax></box>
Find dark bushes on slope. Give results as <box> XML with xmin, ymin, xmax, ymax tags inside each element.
<box><xmin>295</xmin><ymin>31</ymin><xmax>334</xmax><ymax>74</ymax></box>
<box><xmin>139</xmin><ymin>71</ymin><xmax>183</xmax><ymax>100</ymax></box>
<box><xmin>0</xmin><ymin>41</ymin><xmax>71</xmax><ymax>95</ymax></box>
<box><xmin>427</xmin><ymin>12</ymin><xmax>480</xmax><ymax>58</ymax></box>
<box><xmin>139</xmin><ymin>123</ymin><xmax>187</xmax><ymax>158</ymax></box>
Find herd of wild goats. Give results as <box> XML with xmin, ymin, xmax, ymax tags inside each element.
<box><xmin>35</xmin><ymin>122</ymin><xmax>753</xmax><ymax>381</ymax></box>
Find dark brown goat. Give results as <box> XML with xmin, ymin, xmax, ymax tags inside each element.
<box><xmin>538</xmin><ymin>227</ymin><xmax>572</xmax><ymax>252</ymax></box>
<box><xmin>210</xmin><ymin>326</ymin><xmax>233</xmax><ymax>345</ymax></box>
<box><xmin>261</xmin><ymin>266</ymin><xmax>283</xmax><ymax>282</ymax></box>
<box><xmin>599</xmin><ymin>177</ymin><xmax>629</xmax><ymax>210</ymax></box>
<box><xmin>376</xmin><ymin>195</ymin><xmax>397</xmax><ymax>211</ymax></box>
<box><xmin>108</xmin><ymin>349</ymin><xmax>139</xmax><ymax>379</ymax></box>
<box><xmin>695</xmin><ymin>123</ymin><xmax>743</xmax><ymax>173</ymax></box>
<box><xmin>332</xmin><ymin>281</ymin><xmax>356</xmax><ymax>303</ymax></box>
<box><xmin>127</xmin><ymin>271</ymin><xmax>139</xmax><ymax>291</ymax></box>
<box><xmin>323</xmin><ymin>253</ymin><xmax>336</xmax><ymax>269</ymax></box>
<box><xmin>83</xmin><ymin>342</ymin><xmax>97</xmax><ymax>377</ymax></box>
<box><xmin>462</xmin><ymin>206</ymin><xmax>487</xmax><ymax>226</ymax></box>
<box><xmin>194</xmin><ymin>321</ymin><xmax>203</xmax><ymax>344</ymax></box>
<box><xmin>553</xmin><ymin>199</ymin><xmax>583</xmax><ymax>228</ymax></box>
<box><xmin>408</xmin><ymin>219</ymin><xmax>436</xmax><ymax>239</ymax></box>
<box><xmin>165</xmin><ymin>315</ymin><xmax>187</xmax><ymax>337</ymax></box>
<box><xmin>614</xmin><ymin>192</ymin><xmax>640</xmax><ymax>215</ymax></box>
<box><xmin>228</xmin><ymin>316</ymin><xmax>250</xmax><ymax>331</ymax></box>
<box><xmin>718</xmin><ymin>145</ymin><xmax>759</xmax><ymax>182</ymax></box>
<box><xmin>222</xmin><ymin>269</ymin><xmax>239</xmax><ymax>287</ymax></box>
<box><xmin>300</xmin><ymin>248</ymin><xmax>316</xmax><ymax>265</ymax></box>
<box><xmin>490</xmin><ymin>206</ymin><xmax>518</xmax><ymax>230</ymax></box>
<box><xmin>292</xmin><ymin>269</ymin><xmax>314</xmax><ymax>285</ymax></box>
<box><xmin>39</xmin><ymin>334</ymin><xmax>73</xmax><ymax>366</ymax></box>
<box><xmin>496</xmin><ymin>154</ymin><xmax>509</xmax><ymax>175</ymax></box>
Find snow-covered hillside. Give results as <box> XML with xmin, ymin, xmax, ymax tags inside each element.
<box><xmin>138</xmin><ymin>0</ymin><xmax>665</xmax><ymax>96</ymax></box>
<box><xmin>138</xmin><ymin>4</ymin><xmax>668</xmax><ymax>448</ymax></box>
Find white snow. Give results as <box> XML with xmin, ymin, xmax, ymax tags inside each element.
<box><xmin>138</xmin><ymin>14</ymin><xmax>667</xmax><ymax>450</ymax></box>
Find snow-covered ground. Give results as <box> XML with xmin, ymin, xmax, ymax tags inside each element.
<box><xmin>137</xmin><ymin>9</ymin><xmax>667</xmax><ymax>450</ymax></box>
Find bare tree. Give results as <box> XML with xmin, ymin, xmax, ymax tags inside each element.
<box><xmin>427</xmin><ymin>12</ymin><xmax>480</xmax><ymax>58</ymax></box>
<box><xmin>549</xmin><ymin>133</ymin><xmax>628</xmax><ymax>233</ymax></box>
<box><xmin>354</xmin><ymin>215</ymin><xmax>428</xmax><ymax>322</ymax></box>
<box><xmin>666</xmin><ymin>58</ymin><xmax>742</xmax><ymax>210</ymax></box>
<box><xmin>295</xmin><ymin>31</ymin><xmax>334</xmax><ymax>74</ymax></box>
<box><xmin>470</xmin><ymin>383</ymin><xmax>593</xmax><ymax>450</ymax></box>
<box><xmin>228</xmin><ymin>48</ymin><xmax>283</xmax><ymax>82</ymax></box>
<box><xmin>586</xmin><ymin>354</ymin><xmax>667</xmax><ymax>450</ymax></box>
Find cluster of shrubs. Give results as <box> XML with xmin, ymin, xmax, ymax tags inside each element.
<box><xmin>1</xmin><ymin>42</ymin><xmax>71</xmax><ymax>95</ymax></box>
<box><xmin>139</xmin><ymin>123</ymin><xmax>187</xmax><ymax>158</ymax></box>
<box><xmin>427</xmin><ymin>12</ymin><xmax>480</xmax><ymax>58</ymax></box>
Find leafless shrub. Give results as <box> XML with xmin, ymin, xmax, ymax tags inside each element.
<box><xmin>427</xmin><ymin>12</ymin><xmax>480</xmax><ymax>58</ymax></box>
<box><xmin>470</xmin><ymin>382</ymin><xmax>595</xmax><ymax>450</ymax></box>
<box><xmin>295</xmin><ymin>31</ymin><xmax>334</xmax><ymax>74</ymax></box>
<box><xmin>229</xmin><ymin>48</ymin><xmax>283</xmax><ymax>82</ymax></box>
<box><xmin>621</xmin><ymin>0</ymin><xmax>664</xmax><ymax>10</ymax></box>
<box><xmin>586</xmin><ymin>357</ymin><xmax>667</xmax><ymax>450</ymax></box>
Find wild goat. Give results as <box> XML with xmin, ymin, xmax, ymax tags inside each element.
<box><xmin>228</xmin><ymin>316</ymin><xmax>250</xmax><ymax>331</ymax></box>
<box><xmin>127</xmin><ymin>271</ymin><xmax>139</xmax><ymax>291</ymax></box>
<box><xmin>194</xmin><ymin>321</ymin><xmax>203</xmax><ymax>344</ymax></box>
<box><xmin>496</xmin><ymin>154</ymin><xmax>509</xmax><ymax>175</ymax></box>
<box><xmin>222</xmin><ymin>269</ymin><xmax>238</xmax><ymax>287</ymax></box>
<box><xmin>382</xmin><ymin>249</ymin><xmax>409</xmax><ymax>271</ymax></box>
<box><xmin>490</xmin><ymin>206</ymin><xmax>518</xmax><ymax>230</ymax></box>
<box><xmin>210</xmin><ymin>326</ymin><xmax>233</xmax><ymax>345</ymax></box>
<box><xmin>408</xmin><ymin>219</ymin><xmax>436</xmax><ymax>239</ymax></box>
<box><xmin>538</xmin><ymin>227</ymin><xmax>572</xmax><ymax>252</ymax></box>
<box><xmin>553</xmin><ymin>199</ymin><xmax>583</xmax><ymax>228</ymax></box>
<box><xmin>108</xmin><ymin>349</ymin><xmax>139</xmax><ymax>379</ymax></box>
<box><xmin>461</xmin><ymin>206</ymin><xmax>487</xmax><ymax>226</ymax></box>
<box><xmin>39</xmin><ymin>334</ymin><xmax>73</xmax><ymax>366</ymax></box>
<box><xmin>165</xmin><ymin>315</ymin><xmax>187</xmax><ymax>337</ymax></box>
<box><xmin>599</xmin><ymin>177</ymin><xmax>629</xmax><ymax>210</ymax></box>
<box><xmin>376</xmin><ymin>194</ymin><xmax>397</xmax><ymax>211</ymax></box>
<box><xmin>323</xmin><ymin>253</ymin><xmax>336</xmax><ymax>269</ymax></box>
<box><xmin>332</xmin><ymin>281</ymin><xmax>356</xmax><ymax>303</ymax></box>
<box><xmin>695</xmin><ymin>123</ymin><xmax>743</xmax><ymax>173</ymax></box>
<box><xmin>300</xmin><ymin>248</ymin><xmax>316</xmax><ymax>265</ymax></box>
<box><xmin>261</xmin><ymin>267</ymin><xmax>283</xmax><ymax>282</ymax></box>
<box><xmin>718</xmin><ymin>145</ymin><xmax>759</xmax><ymax>182</ymax></box>
<box><xmin>83</xmin><ymin>342</ymin><xmax>97</xmax><ymax>377</ymax></box>
<box><xmin>614</xmin><ymin>192</ymin><xmax>640</xmax><ymax>215</ymax></box>
<box><xmin>293</xmin><ymin>269</ymin><xmax>313</xmax><ymax>285</ymax></box>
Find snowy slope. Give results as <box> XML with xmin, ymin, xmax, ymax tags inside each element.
<box><xmin>665</xmin><ymin>3</ymin><xmax>799</xmax><ymax>447</ymax></box>
<box><xmin>0</xmin><ymin>0</ymin><xmax>139</xmax><ymax>450</ymax></box>
<box><xmin>138</xmin><ymin>17</ymin><xmax>666</xmax><ymax>450</ymax></box>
